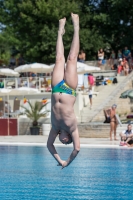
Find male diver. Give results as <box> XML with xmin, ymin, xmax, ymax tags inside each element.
<box><xmin>47</xmin><ymin>13</ymin><xmax>80</xmax><ymax>169</ymax></box>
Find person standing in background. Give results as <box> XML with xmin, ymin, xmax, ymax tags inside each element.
<box><xmin>0</xmin><ymin>79</ymin><xmax>4</xmax><ymax>88</ymax></box>
<box><xmin>121</xmin><ymin>58</ymin><xmax>129</xmax><ymax>76</ymax></box>
<box><xmin>117</xmin><ymin>58</ymin><xmax>123</xmax><ymax>75</ymax></box>
<box><xmin>123</xmin><ymin>47</ymin><xmax>131</xmax><ymax>68</ymax></box>
<box><xmin>123</xmin><ymin>47</ymin><xmax>131</xmax><ymax>61</ymax></box>
<box><xmin>109</xmin><ymin>50</ymin><xmax>116</xmax><ymax>68</ymax></box>
<box><xmin>88</xmin><ymin>73</ymin><xmax>95</xmax><ymax>87</ymax></box>
<box><xmin>104</xmin><ymin>104</ymin><xmax>118</xmax><ymax>141</ymax></box>
<box><xmin>117</xmin><ymin>50</ymin><xmax>122</xmax><ymax>60</ymax></box>
<box><xmin>78</xmin><ymin>50</ymin><xmax>86</xmax><ymax>63</ymax></box>
<box><xmin>88</xmin><ymin>86</ymin><xmax>93</xmax><ymax>109</ymax></box>
<box><xmin>9</xmin><ymin>55</ymin><xmax>16</xmax><ymax>69</ymax></box>
<box><xmin>98</xmin><ymin>48</ymin><xmax>104</xmax><ymax>68</ymax></box>
<box><xmin>17</xmin><ymin>54</ymin><xmax>25</xmax><ymax>66</ymax></box>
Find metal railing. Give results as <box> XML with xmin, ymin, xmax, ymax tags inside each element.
<box><xmin>0</xmin><ymin>76</ymin><xmax>52</xmax><ymax>91</ymax></box>
<box><xmin>89</xmin><ymin>71</ymin><xmax>133</xmax><ymax>122</ymax></box>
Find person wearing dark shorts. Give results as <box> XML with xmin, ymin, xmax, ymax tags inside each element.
<box><xmin>127</xmin><ymin>139</ymin><xmax>133</xmax><ymax>147</ymax></box>
<box><xmin>119</xmin><ymin>124</ymin><xmax>133</xmax><ymax>146</ymax></box>
<box><xmin>88</xmin><ymin>86</ymin><xmax>92</xmax><ymax>109</ymax></box>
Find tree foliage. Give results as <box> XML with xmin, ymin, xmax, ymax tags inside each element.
<box><xmin>92</xmin><ymin>0</ymin><xmax>133</xmax><ymax>50</ymax></box>
<box><xmin>1</xmin><ymin>0</ymin><xmax>133</xmax><ymax>62</ymax></box>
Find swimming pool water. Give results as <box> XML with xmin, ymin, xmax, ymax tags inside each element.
<box><xmin>0</xmin><ymin>146</ymin><xmax>133</xmax><ymax>200</ymax></box>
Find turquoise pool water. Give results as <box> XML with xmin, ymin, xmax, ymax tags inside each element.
<box><xmin>0</xmin><ymin>146</ymin><xmax>133</xmax><ymax>200</ymax></box>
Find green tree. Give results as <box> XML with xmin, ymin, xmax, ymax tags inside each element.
<box><xmin>94</xmin><ymin>0</ymin><xmax>133</xmax><ymax>51</ymax></box>
<box><xmin>79</xmin><ymin>0</ymin><xmax>109</xmax><ymax>59</ymax></box>
<box><xmin>1</xmin><ymin>0</ymin><xmax>107</xmax><ymax>62</ymax></box>
<box><xmin>1</xmin><ymin>0</ymin><xmax>80</xmax><ymax>63</ymax></box>
<box><xmin>3</xmin><ymin>0</ymin><xmax>132</xmax><ymax>62</ymax></box>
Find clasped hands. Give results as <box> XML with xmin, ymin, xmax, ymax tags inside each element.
<box><xmin>57</xmin><ymin>160</ymin><xmax>68</xmax><ymax>169</ymax></box>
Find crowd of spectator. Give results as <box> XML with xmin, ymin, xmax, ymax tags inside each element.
<box><xmin>9</xmin><ymin>54</ymin><xmax>25</xmax><ymax>69</ymax></box>
<box><xmin>77</xmin><ymin>47</ymin><xmax>133</xmax><ymax>77</ymax></box>
<box><xmin>97</xmin><ymin>46</ymin><xmax>132</xmax><ymax>76</ymax></box>
<box><xmin>109</xmin><ymin>47</ymin><xmax>132</xmax><ymax>76</ymax></box>
<box><xmin>0</xmin><ymin>47</ymin><xmax>132</xmax><ymax>91</ymax></box>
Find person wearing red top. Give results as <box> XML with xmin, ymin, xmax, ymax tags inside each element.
<box><xmin>121</xmin><ymin>58</ymin><xmax>129</xmax><ymax>76</ymax></box>
<box><xmin>117</xmin><ymin>58</ymin><xmax>123</xmax><ymax>74</ymax></box>
<box><xmin>88</xmin><ymin>73</ymin><xmax>95</xmax><ymax>86</ymax></box>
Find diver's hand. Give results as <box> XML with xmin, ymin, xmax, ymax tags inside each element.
<box><xmin>61</xmin><ymin>161</ymin><xmax>68</xmax><ymax>169</ymax></box>
<box><xmin>57</xmin><ymin>160</ymin><xmax>68</xmax><ymax>169</ymax></box>
<box><xmin>57</xmin><ymin>160</ymin><xmax>65</xmax><ymax>166</ymax></box>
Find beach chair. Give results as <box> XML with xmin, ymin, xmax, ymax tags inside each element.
<box><xmin>37</xmin><ymin>102</ymin><xmax>42</xmax><ymax>110</ymax></box>
<box><xmin>8</xmin><ymin>100</ymin><xmax>21</xmax><ymax>117</ymax></box>
<box><xmin>0</xmin><ymin>101</ymin><xmax>4</xmax><ymax>117</ymax></box>
<box><xmin>47</xmin><ymin>79</ymin><xmax>51</xmax><ymax>86</ymax></box>
<box><xmin>13</xmin><ymin>100</ymin><xmax>20</xmax><ymax>112</ymax></box>
<box><xmin>6</xmin><ymin>81</ymin><xmax>15</xmax><ymax>88</ymax></box>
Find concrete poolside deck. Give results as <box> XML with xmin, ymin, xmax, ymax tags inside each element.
<box><xmin>0</xmin><ymin>135</ymin><xmax>121</xmax><ymax>147</ymax></box>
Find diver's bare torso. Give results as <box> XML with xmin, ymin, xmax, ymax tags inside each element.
<box><xmin>51</xmin><ymin>93</ymin><xmax>77</xmax><ymax>133</ymax></box>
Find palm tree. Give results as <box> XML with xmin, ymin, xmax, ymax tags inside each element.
<box><xmin>21</xmin><ymin>100</ymin><xmax>48</xmax><ymax>127</ymax></box>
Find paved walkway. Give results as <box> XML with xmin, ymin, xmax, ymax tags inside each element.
<box><xmin>0</xmin><ymin>136</ymin><xmax>121</xmax><ymax>147</ymax></box>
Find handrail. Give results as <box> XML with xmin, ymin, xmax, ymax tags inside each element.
<box><xmin>89</xmin><ymin>71</ymin><xmax>133</xmax><ymax>122</ymax></box>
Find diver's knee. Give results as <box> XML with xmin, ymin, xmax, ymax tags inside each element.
<box><xmin>56</xmin><ymin>54</ymin><xmax>65</xmax><ymax>62</ymax></box>
<box><xmin>68</xmin><ymin>53</ymin><xmax>77</xmax><ymax>61</ymax></box>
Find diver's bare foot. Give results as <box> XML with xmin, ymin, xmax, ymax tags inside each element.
<box><xmin>59</xmin><ymin>18</ymin><xmax>66</xmax><ymax>35</ymax></box>
<box><xmin>71</xmin><ymin>13</ymin><xmax>79</xmax><ymax>30</ymax></box>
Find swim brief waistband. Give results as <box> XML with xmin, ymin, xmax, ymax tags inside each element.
<box><xmin>52</xmin><ymin>80</ymin><xmax>76</xmax><ymax>97</ymax></box>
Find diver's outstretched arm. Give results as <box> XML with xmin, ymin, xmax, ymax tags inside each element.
<box><xmin>47</xmin><ymin>128</ymin><xmax>63</xmax><ymax>165</ymax></box>
<box><xmin>61</xmin><ymin>128</ymin><xmax>80</xmax><ymax>169</ymax></box>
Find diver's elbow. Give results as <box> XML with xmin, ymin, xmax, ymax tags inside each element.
<box><xmin>47</xmin><ymin>141</ymin><xmax>51</xmax><ymax>150</ymax></box>
<box><xmin>47</xmin><ymin>141</ymin><xmax>54</xmax><ymax>151</ymax></box>
<box><xmin>46</xmin><ymin>142</ymin><xmax>49</xmax><ymax>150</ymax></box>
<box><xmin>75</xmin><ymin>146</ymin><xmax>80</xmax><ymax>152</ymax></box>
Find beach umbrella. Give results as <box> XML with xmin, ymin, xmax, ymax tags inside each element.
<box><xmin>0</xmin><ymin>88</ymin><xmax>11</xmax><ymax>95</ymax></box>
<box><xmin>77</xmin><ymin>62</ymin><xmax>97</xmax><ymax>69</ymax></box>
<box><xmin>9</xmin><ymin>87</ymin><xmax>41</xmax><ymax>113</ymax></box>
<box><xmin>28</xmin><ymin>63</ymin><xmax>53</xmax><ymax>73</ymax></box>
<box><xmin>15</xmin><ymin>63</ymin><xmax>53</xmax><ymax>73</ymax></box>
<box><xmin>0</xmin><ymin>68</ymin><xmax>19</xmax><ymax>77</ymax></box>
<box><xmin>77</xmin><ymin>62</ymin><xmax>100</xmax><ymax>74</ymax></box>
<box><xmin>14</xmin><ymin>64</ymin><xmax>29</xmax><ymax>73</ymax></box>
<box><xmin>77</xmin><ymin>66</ymin><xmax>100</xmax><ymax>74</ymax></box>
<box><xmin>50</xmin><ymin>62</ymin><xmax>100</xmax><ymax>74</ymax></box>
<box><xmin>120</xmin><ymin>90</ymin><xmax>133</xmax><ymax>98</ymax></box>
<box><xmin>6</xmin><ymin>87</ymin><xmax>40</xmax><ymax>97</ymax></box>
<box><xmin>127</xmin><ymin>90</ymin><xmax>133</xmax><ymax>99</ymax></box>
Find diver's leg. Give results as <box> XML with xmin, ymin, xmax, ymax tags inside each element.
<box><xmin>64</xmin><ymin>13</ymin><xmax>79</xmax><ymax>89</ymax></box>
<box><xmin>52</xmin><ymin>18</ymin><xmax>66</xmax><ymax>87</ymax></box>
